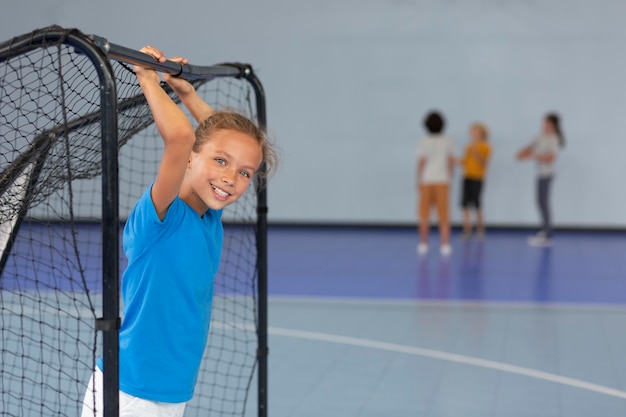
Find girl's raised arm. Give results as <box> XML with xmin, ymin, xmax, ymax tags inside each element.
<box><xmin>163</xmin><ymin>60</ymin><xmax>214</xmax><ymax>123</ymax></box>
<box><xmin>135</xmin><ymin>46</ymin><xmax>196</xmax><ymax>220</ymax></box>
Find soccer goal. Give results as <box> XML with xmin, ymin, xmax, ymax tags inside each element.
<box><xmin>0</xmin><ymin>25</ymin><xmax>268</xmax><ymax>417</ymax></box>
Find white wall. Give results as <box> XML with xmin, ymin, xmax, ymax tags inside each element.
<box><xmin>2</xmin><ymin>0</ymin><xmax>624</xmax><ymax>227</ymax></box>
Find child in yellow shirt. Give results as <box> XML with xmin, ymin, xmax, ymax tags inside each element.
<box><xmin>459</xmin><ymin>123</ymin><xmax>491</xmax><ymax>239</ymax></box>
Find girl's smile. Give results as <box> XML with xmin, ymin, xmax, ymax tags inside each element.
<box><xmin>182</xmin><ymin>129</ymin><xmax>263</xmax><ymax>214</ymax></box>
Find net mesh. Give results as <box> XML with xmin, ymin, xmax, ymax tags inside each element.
<box><xmin>0</xmin><ymin>26</ymin><xmax>259</xmax><ymax>417</ymax></box>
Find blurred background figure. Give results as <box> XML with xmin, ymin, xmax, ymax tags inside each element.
<box><xmin>416</xmin><ymin>110</ymin><xmax>456</xmax><ymax>256</ymax></box>
<box><xmin>516</xmin><ymin>113</ymin><xmax>565</xmax><ymax>247</ymax></box>
<box><xmin>458</xmin><ymin>122</ymin><xmax>491</xmax><ymax>240</ymax></box>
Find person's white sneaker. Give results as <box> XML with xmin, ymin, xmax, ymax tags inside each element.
<box><xmin>417</xmin><ymin>243</ymin><xmax>428</xmax><ymax>255</ymax></box>
<box><xmin>528</xmin><ymin>235</ymin><xmax>553</xmax><ymax>247</ymax></box>
<box><xmin>440</xmin><ymin>244</ymin><xmax>452</xmax><ymax>256</ymax></box>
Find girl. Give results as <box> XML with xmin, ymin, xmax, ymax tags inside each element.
<box><xmin>82</xmin><ymin>46</ymin><xmax>277</xmax><ymax>417</ymax></box>
<box><xmin>459</xmin><ymin>123</ymin><xmax>491</xmax><ymax>240</ymax></box>
<box><xmin>516</xmin><ymin>113</ymin><xmax>564</xmax><ymax>247</ymax></box>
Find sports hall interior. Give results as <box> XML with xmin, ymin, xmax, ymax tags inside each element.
<box><xmin>1</xmin><ymin>1</ymin><xmax>625</xmax><ymax>416</ymax></box>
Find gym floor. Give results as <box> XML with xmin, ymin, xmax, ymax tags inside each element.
<box><xmin>249</xmin><ymin>226</ymin><xmax>626</xmax><ymax>417</ymax></box>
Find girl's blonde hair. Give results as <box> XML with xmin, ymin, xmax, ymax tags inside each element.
<box><xmin>194</xmin><ymin>111</ymin><xmax>278</xmax><ymax>180</ymax></box>
<box><xmin>471</xmin><ymin>122</ymin><xmax>489</xmax><ymax>141</ymax></box>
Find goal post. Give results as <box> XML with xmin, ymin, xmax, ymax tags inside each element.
<box><xmin>0</xmin><ymin>25</ymin><xmax>268</xmax><ymax>417</ymax></box>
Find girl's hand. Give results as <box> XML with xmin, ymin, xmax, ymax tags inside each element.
<box><xmin>135</xmin><ymin>45</ymin><xmax>166</xmax><ymax>84</ymax></box>
<box><xmin>516</xmin><ymin>149</ymin><xmax>533</xmax><ymax>160</ymax></box>
<box><xmin>163</xmin><ymin>56</ymin><xmax>195</xmax><ymax>97</ymax></box>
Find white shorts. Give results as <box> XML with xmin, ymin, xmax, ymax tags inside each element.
<box><xmin>81</xmin><ymin>368</ymin><xmax>186</xmax><ymax>417</ymax></box>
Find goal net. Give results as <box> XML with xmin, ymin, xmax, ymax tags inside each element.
<box><xmin>0</xmin><ymin>25</ymin><xmax>266</xmax><ymax>417</ymax></box>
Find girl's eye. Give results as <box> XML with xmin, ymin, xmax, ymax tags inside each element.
<box><xmin>215</xmin><ymin>158</ymin><xmax>226</xmax><ymax>165</ymax></box>
<box><xmin>240</xmin><ymin>171</ymin><xmax>250</xmax><ymax>178</ymax></box>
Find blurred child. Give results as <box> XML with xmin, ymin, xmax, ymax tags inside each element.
<box><xmin>516</xmin><ymin>113</ymin><xmax>564</xmax><ymax>247</ymax></box>
<box><xmin>416</xmin><ymin>110</ymin><xmax>455</xmax><ymax>256</ymax></box>
<box><xmin>459</xmin><ymin>122</ymin><xmax>491</xmax><ymax>239</ymax></box>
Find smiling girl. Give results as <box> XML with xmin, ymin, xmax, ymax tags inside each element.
<box><xmin>82</xmin><ymin>46</ymin><xmax>277</xmax><ymax>417</ymax></box>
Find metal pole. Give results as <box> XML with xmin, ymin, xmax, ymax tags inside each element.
<box><xmin>244</xmin><ymin>66</ymin><xmax>269</xmax><ymax>417</ymax></box>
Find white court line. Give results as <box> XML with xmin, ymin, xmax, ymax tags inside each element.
<box><xmin>269</xmin><ymin>326</ymin><xmax>626</xmax><ymax>401</ymax></box>
<box><xmin>7</xmin><ymin>301</ymin><xmax>626</xmax><ymax>399</ymax></box>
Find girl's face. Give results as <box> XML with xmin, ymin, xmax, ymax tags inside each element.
<box><xmin>186</xmin><ymin>129</ymin><xmax>262</xmax><ymax>213</ymax></box>
<box><xmin>470</xmin><ymin>126</ymin><xmax>482</xmax><ymax>142</ymax></box>
<box><xmin>543</xmin><ymin>119</ymin><xmax>556</xmax><ymax>135</ymax></box>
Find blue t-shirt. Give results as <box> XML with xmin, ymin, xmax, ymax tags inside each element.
<box><xmin>98</xmin><ymin>185</ymin><xmax>223</xmax><ymax>402</ymax></box>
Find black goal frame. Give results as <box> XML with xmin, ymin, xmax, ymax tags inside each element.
<box><xmin>0</xmin><ymin>25</ymin><xmax>269</xmax><ymax>417</ymax></box>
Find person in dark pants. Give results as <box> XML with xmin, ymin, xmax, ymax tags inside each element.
<box><xmin>516</xmin><ymin>113</ymin><xmax>565</xmax><ymax>247</ymax></box>
<box><xmin>459</xmin><ymin>122</ymin><xmax>491</xmax><ymax>240</ymax></box>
